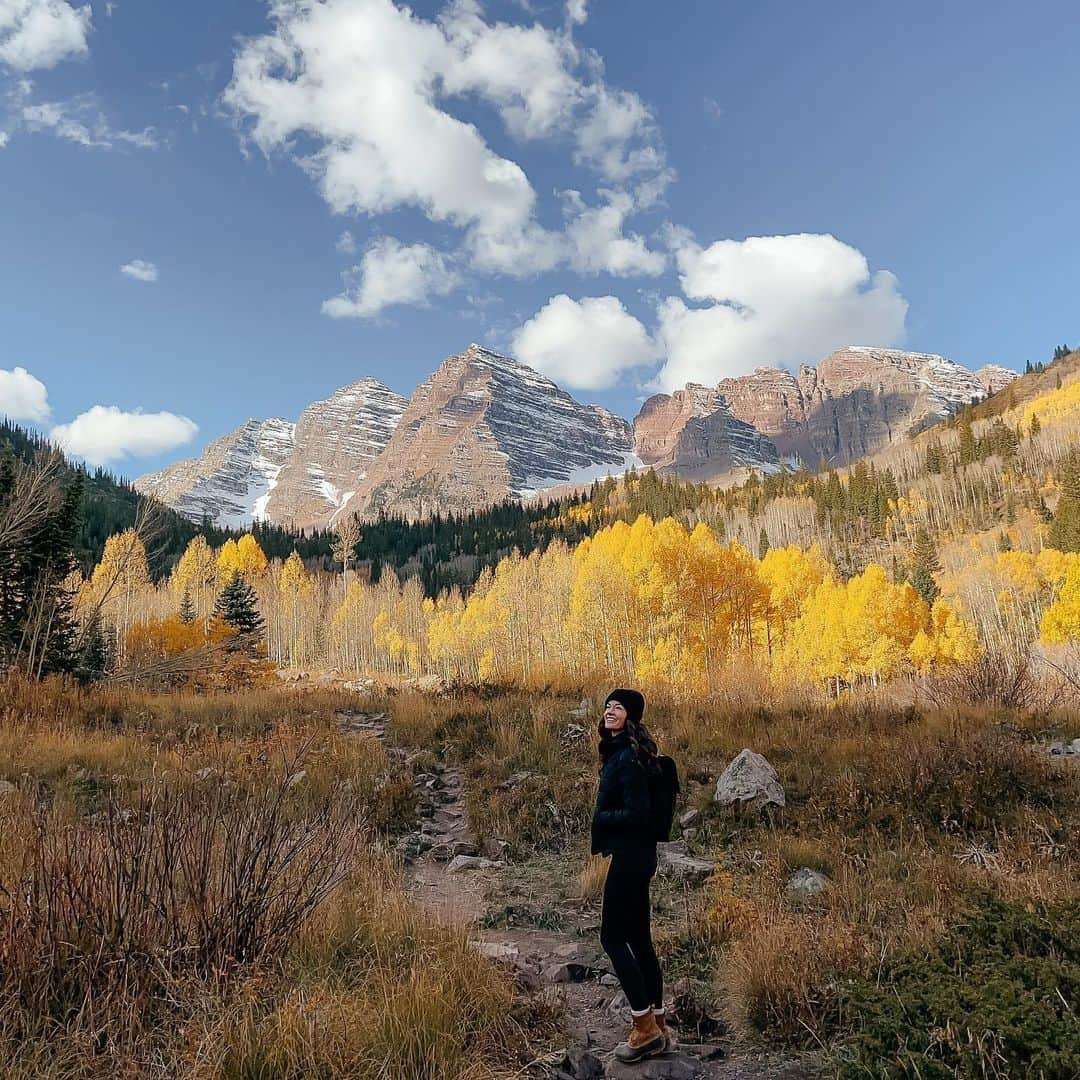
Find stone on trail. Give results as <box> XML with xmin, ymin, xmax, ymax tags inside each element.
<box><xmin>656</xmin><ymin>841</ymin><xmax>713</xmax><ymax>883</ymax></box>
<box><xmin>471</xmin><ymin>940</ymin><xmax>519</xmax><ymax>961</ymax></box>
<box><xmin>542</xmin><ymin>961</ymin><xmax>592</xmax><ymax>983</ymax></box>
<box><xmin>560</xmin><ymin>1047</ymin><xmax>605</xmax><ymax>1078</ymax></box>
<box><xmin>446</xmin><ymin>854</ymin><xmax>497</xmax><ymax>874</ymax></box>
<box><xmin>678</xmin><ymin>807</ymin><xmax>701</xmax><ymax>829</ymax></box>
<box><xmin>714</xmin><ymin>748</ymin><xmax>785</xmax><ymax>811</ymax></box>
<box><xmin>785</xmin><ymin>867</ymin><xmax>828</xmax><ymax>901</ymax></box>
<box><xmin>605</xmin><ymin>1053</ymin><xmax>703</xmax><ymax>1079</ymax></box>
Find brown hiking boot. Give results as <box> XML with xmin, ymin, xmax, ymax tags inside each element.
<box><xmin>654</xmin><ymin>1008</ymin><xmax>677</xmax><ymax>1053</ymax></box>
<box><xmin>613</xmin><ymin>1009</ymin><xmax>665</xmax><ymax>1062</ymax></box>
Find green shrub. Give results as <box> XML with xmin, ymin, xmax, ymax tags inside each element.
<box><xmin>836</xmin><ymin>896</ymin><xmax>1080</xmax><ymax>1079</ymax></box>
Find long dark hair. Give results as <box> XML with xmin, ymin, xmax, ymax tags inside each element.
<box><xmin>597</xmin><ymin>709</ymin><xmax>660</xmax><ymax>774</ymax></box>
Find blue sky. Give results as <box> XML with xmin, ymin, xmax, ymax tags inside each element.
<box><xmin>1</xmin><ymin>0</ymin><xmax>1077</xmax><ymax>477</ymax></box>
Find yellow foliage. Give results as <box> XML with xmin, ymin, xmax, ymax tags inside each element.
<box><xmin>1040</xmin><ymin>558</ymin><xmax>1080</xmax><ymax>643</ymax></box>
<box><xmin>125</xmin><ymin>615</ymin><xmax>233</xmax><ymax>664</ymax></box>
<box><xmin>909</xmin><ymin>600</ymin><xmax>981</xmax><ymax>671</ymax></box>
<box><xmin>218</xmin><ymin>534</ymin><xmax>269</xmax><ymax>585</ymax></box>
<box><xmin>781</xmin><ymin>564</ymin><xmax>927</xmax><ymax>688</ymax></box>
<box><xmin>1021</xmin><ymin>376</ymin><xmax>1080</xmax><ymax>430</ymax></box>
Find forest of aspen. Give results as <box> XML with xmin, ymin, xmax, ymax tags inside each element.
<box><xmin>1</xmin><ymin>352</ymin><xmax>1078</xmax><ymax>1079</ymax></box>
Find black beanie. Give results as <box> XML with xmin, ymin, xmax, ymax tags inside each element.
<box><xmin>605</xmin><ymin>688</ymin><xmax>645</xmax><ymax>726</ymax></box>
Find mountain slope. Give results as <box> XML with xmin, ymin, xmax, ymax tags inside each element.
<box><xmin>135</xmin><ymin>418</ymin><xmax>296</xmax><ymax>528</ymax></box>
<box><xmin>636</xmin><ymin>347</ymin><xmax>1020</xmax><ymax>477</ymax></box>
<box><xmin>264</xmin><ymin>378</ymin><xmax>407</xmax><ymax>529</ymax></box>
<box><xmin>353</xmin><ymin>344</ymin><xmax>636</xmax><ymax>519</ymax></box>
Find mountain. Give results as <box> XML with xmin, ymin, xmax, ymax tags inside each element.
<box><xmin>634</xmin><ymin>384</ymin><xmax>780</xmax><ymax>477</ymax></box>
<box><xmin>136</xmin><ymin>346</ymin><xmax>635</xmax><ymax>526</ymax></box>
<box><xmin>635</xmin><ymin>346</ymin><xmax>1020</xmax><ymax>475</ymax></box>
<box><xmin>353</xmin><ymin>344</ymin><xmax>636</xmax><ymax>519</ymax></box>
<box><xmin>135</xmin><ymin>418</ymin><xmax>296</xmax><ymax>528</ymax></box>
<box><xmin>263</xmin><ymin>378</ymin><xmax>408</xmax><ymax>529</ymax></box>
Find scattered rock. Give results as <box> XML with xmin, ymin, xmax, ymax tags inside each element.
<box><xmin>785</xmin><ymin>867</ymin><xmax>828</xmax><ymax>902</ymax></box>
<box><xmin>481</xmin><ymin>837</ymin><xmax>510</xmax><ymax>861</ymax></box>
<box><xmin>678</xmin><ymin>807</ymin><xmax>702</xmax><ymax>829</ymax></box>
<box><xmin>680</xmin><ymin>1043</ymin><xmax>726</xmax><ymax>1061</ymax></box>
<box><xmin>193</xmin><ymin>767</ymin><xmax>219</xmax><ymax>783</ymax></box>
<box><xmin>0</xmin><ymin>779</ymin><xmax>17</xmax><ymax>797</ymax></box>
<box><xmin>471</xmin><ymin>940</ymin><xmax>519</xmax><ymax>962</ymax></box>
<box><xmin>446</xmin><ymin>854</ymin><xmax>497</xmax><ymax>874</ymax></box>
<box><xmin>568</xmin><ymin>697</ymin><xmax>592</xmax><ymax>719</ymax></box>
<box><xmin>682</xmin><ymin>828</ymin><xmax>699</xmax><ymax>842</ymax></box>
<box><xmin>714</xmin><ymin>749</ymin><xmax>785</xmax><ymax>811</ymax></box>
<box><xmin>600</xmin><ymin>973</ymin><xmax>620</xmax><ymax>987</ymax></box>
<box><xmin>606</xmin><ymin>1054</ymin><xmax>703</xmax><ymax>1079</ymax></box>
<box><xmin>542</xmin><ymin>961</ymin><xmax>592</xmax><ymax>983</ymax></box>
<box><xmin>561</xmin><ymin>1047</ymin><xmax>605</xmax><ymax>1078</ymax></box>
<box><xmin>656</xmin><ymin>841</ymin><xmax>713</xmax><ymax>883</ymax></box>
<box><xmin>286</xmin><ymin>769</ymin><xmax>307</xmax><ymax>788</ymax></box>
<box><xmin>399</xmin><ymin>674</ymin><xmax>446</xmax><ymax>694</ymax></box>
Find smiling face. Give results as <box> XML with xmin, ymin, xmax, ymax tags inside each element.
<box><xmin>602</xmin><ymin>699</ymin><xmax>628</xmax><ymax>733</ymax></box>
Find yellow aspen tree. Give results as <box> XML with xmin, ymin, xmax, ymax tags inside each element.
<box><xmin>234</xmin><ymin>533</ymin><xmax>269</xmax><ymax>581</ymax></box>
<box><xmin>909</xmin><ymin>599</ymin><xmax>981</xmax><ymax>670</ymax></box>
<box><xmin>171</xmin><ymin>535</ymin><xmax>217</xmax><ymax>621</ymax></box>
<box><xmin>275</xmin><ymin>551</ymin><xmax>314</xmax><ymax>668</ymax></box>
<box><xmin>1040</xmin><ymin>558</ymin><xmax>1080</xmax><ymax>643</ymax></box>
<box><xmin>85</xmin><ymin>529</ymin><xmax>152</xmax><ymax>659</ymax></box>
<box><xmin>216</xmin><ymin>539</ymin><xmax>240</xmax><ymax>586</ymax></box>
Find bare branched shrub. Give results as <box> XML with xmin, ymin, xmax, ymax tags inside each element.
<box><xmin>920</xmin><ymin>642</ymin><xmax>1041</xmax><ymax>710</ymax></box>
<box><xmin>0</xmin><ymin>759</ymin><xmax>363</xmax><ymax>1047</ymax></box>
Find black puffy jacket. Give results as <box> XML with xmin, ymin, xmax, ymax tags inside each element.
<box><xmin>590</xmin><ymin>734</ymin><xmax>653</xmax><ymax>856</ymax></box>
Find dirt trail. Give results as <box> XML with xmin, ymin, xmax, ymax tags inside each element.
<box><xmin>338</xmin><ymin>708</ymin><xmax>821</xmax><ymax>1080</ymax></box>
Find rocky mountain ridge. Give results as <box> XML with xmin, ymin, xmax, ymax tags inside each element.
<box><xmin>637</xmin><ymin>346</ymin><xmax>1019</xmax><ymax>476</ymax></box>
<box><xmin>137</xmin><ymin>344</ymin><xmax>1018</xmax><ymax>525</ymax></box>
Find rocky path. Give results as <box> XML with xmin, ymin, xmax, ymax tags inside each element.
<box><xmin>338</xmin><ymin>708</ymin><xmax>822</xmax><ymax>1080</ymax></box>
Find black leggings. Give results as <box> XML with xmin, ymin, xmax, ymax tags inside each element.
<box><xmin>600</xmin><ymin>846</ymin><xmax>662</xmax><ymax>1013</ymax></box>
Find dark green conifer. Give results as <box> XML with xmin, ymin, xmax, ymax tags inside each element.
<box><xmin>214</xmin><ymin>571</ymin><xmax>264</xmax><ymax>637</ymax></box>
<box><xmin>910</xmin><ymin>527</ymin><xmax>941</xmax><ymax>605</ymax></box>
<box><xmin>179</xmin><ymin>588</ymin><xmax>196</xmax><ymax>624</ymax></box>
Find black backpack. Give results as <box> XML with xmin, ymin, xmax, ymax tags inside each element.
<box><xmin>648</xmin><ymin>755</ymin><xmax>680</xmax><ymax>842</ymax></box>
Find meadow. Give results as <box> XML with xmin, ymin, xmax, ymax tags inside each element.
<box><xmin>2</xmin><ymin>674</ymin><xmax>1076</xmax><ymax>1078</ymax></box>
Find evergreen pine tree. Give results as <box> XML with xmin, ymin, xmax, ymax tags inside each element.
<box><xmin>179</xmin><ymin>588</ymin><xmax>196</xmax><ymax>624</ymax></box>
<box><xmin>1048</xmin><ymin>452</ymin><xmax>1080</xmax><ymax>552</ymax></box>
<box><xmin>214</xmin><ymin>571</ymin><xmax>264</xmax><ymax>637</ymax></box>
<box><xmin>757</xmin><ymin>527</ymin><xmax>770</xmax><ymax>559</ymax></box>
<box><xmin>910</xmin><ymin>526</ymin><xmax>941</xmax><ymax>605</ymax></box>
<box><xmin>1030</xmin><ymin>413</ymin><xmax>1041</xmax><ymax>439</ymax></box>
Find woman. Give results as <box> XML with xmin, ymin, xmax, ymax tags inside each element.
<box><xmin>591</xmin><ymin>688</ymin><xmax>670</xmax><ymax>1063</ymax></box>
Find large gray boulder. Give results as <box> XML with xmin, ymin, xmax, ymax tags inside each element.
<box><xmin>713</xmin><ymin>749</ymin><xmax>785</xmax><ymax>811</ymax></box>
<box><xmin>785</xmin><ymin>867</ymin><xmax>828</xmax><ymax>902</ymax></box>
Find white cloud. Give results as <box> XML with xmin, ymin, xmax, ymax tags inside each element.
<box><xmin>0</xmin><ymin>0</ymin><xmax>91</xmax><ymax>72</ymax></box>
<box><xmin>654</xmin><ymin>233</ymin><xmax>908</xmax><ymax>390</ymax></box>
<box><xmin>22</xmin><ymin>94</ymin><xmax>157</xmax><ymax>148</ymax></box>
<box><xmin>564</xmin><ymin>189</ymin><xmax>665</xmax><ymax>277</ymax></box>
<box><xmin>512</xmin><ymin>294</ymin><xmax>658</xmax><ymax>390</ymax></box>
<box><xmin>119</xmin><ymin>258</ymin><xmax>158</xmax><ymax>282</ymax></box>
<box><xmin>225</xmin><ymin>0</ymin><xmax>667</xmax><ymax>280</ymax></box>
<box><xmin>0</xmin><ymin>366</ymin><xmax>50</xmax><ymax>422</ymax></box>
<box><xmin>322</xmin><ymin>237</ymin><xmax>460</xmax><ymax>318</ymax></box>
<box><xmin>0</xmin><ymin>129</ymin><xmax>8</xmax><ymax>146</ymax></box>
<box><xmin>335</xmin><ymin>229</ymin><xmax>357</xmax><ymax>255</ymax></box>
<box><xmin>566</xmin><ymin>0</ymin><xmax>587</xmax><ymax>25</ymax></box>
<box><xmin>51</xmin><ymin>405</ymin><xmax>198</xmax><ymax>465</ymax></box>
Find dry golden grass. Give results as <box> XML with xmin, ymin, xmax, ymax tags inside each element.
<box><xmin>578</xmin><ymin>854</ymin><xmax>609</xmax><ymax>900</ymax></box>
<box><xmin>0</xmin><ymin>675</ymin><xmax>547</xmax><ymax>1079</ymax></box>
